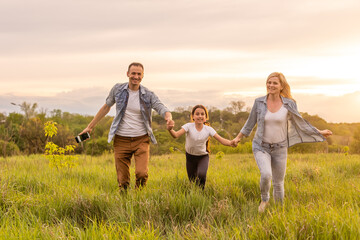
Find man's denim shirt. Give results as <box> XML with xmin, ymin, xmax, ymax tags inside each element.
<box><xmin>240</xmin><ymin>95</ymin><xmax>325</xmax><ymax>153</ymax></box>
<box><xmin>106</xmin><ymin>83</ymin><xmax>169</xmax><ymax>144</ymax></box>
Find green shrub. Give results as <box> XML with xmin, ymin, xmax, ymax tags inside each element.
<box><xmin>328</xmin><ymin>144</ymin><xmax>343</xmax><ymax>153</ymax></box>
<box><xmin>85</xmin><ymin>137</ymin><xmax>112</xmax><ymax>156</ymax></box>
<box><xmin>0</xmin><ymin>140</ymin><xmax>20</xmax><ymax>157</ymax></box>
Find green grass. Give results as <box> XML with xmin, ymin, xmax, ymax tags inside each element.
<box><xmin>1</xmin><ymin>153</ymin><xmax>360</xmax><ymax>239</ymax></box>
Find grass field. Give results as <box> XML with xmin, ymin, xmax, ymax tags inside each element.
<box><xmin>1</xmin><ymin>153</ymin><xmax>360</xmax><ymax>239</ymax></box>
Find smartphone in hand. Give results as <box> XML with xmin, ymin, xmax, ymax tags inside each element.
<box><xmin>75</xmin><ymin>132</ymin><xmax>90</xmax><ymax>143</ymax></box>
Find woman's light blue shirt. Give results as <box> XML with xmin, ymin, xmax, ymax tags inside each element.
<box><xmin>240</xmin><ymin>95</ymin><xmax>325</xmax><ymax>153</ymax></box>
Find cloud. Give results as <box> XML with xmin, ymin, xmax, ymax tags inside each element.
<box><xmin>0</xmin><ymin>0</ymin><xmax>359</xmax><ymax>123</ymax></box>
<box><xmin>1</xmin><ymin>0</ymin><xmax>360</xmax><ymax>56</ymax></box>
<box><xmin>293</xmin><ymin>91</ymin><xmax>360</xmax><ymax>123</ymax></box>
<box><xmin>0</xmin><ymin>88</ymin><xmax>112</xmax><ymax>116</ymax></box>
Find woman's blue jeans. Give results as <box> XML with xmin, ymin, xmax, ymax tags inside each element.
<box><xmin>254</xmin><ymin>142</ymin><xmax>288</xmax><ymax>203</ymax></box>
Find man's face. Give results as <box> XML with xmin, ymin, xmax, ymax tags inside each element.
<box><xmin>127</xmin><ymin>65</ymin><xmax>144</xmax><ymax>89</ymax></box>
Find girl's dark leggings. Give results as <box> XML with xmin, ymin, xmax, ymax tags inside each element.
<box><xmin>185</xmin><ymin>152</ymin><xmax>209</xmax><ymax>189</ymax></box>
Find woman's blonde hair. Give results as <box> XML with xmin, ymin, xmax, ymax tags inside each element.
<box><xmin>267</xmin><ymin>72</ymin><xmax>295</xmax><ymax>101</ymax></box>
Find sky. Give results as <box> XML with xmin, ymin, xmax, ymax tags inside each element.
<box><xmin>1</xmin><ymin>0</ymin><xmax>360</xmax><ymax>123</ymax></box>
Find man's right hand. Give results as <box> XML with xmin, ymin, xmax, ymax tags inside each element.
<box><xmin>79</xmin><ymin>127</ymin><xmax>92</xmax><ymax>136</ymax></box>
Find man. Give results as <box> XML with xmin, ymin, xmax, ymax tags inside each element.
<box><xmin>80</xmin><ymin>62</ymin><xmax>172</xmax><ymax>191</ymax></box>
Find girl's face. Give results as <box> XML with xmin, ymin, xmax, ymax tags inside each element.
<box><xmin>266</xmin><ymin>76</ymin><xmax>282</xmax><ymax>95</ymax></box>
<box><xmin>192</xmin><ymin>108</ymin><xmax>207</xmax><ymax>124</ymax></box>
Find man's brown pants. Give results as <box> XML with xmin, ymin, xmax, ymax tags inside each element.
<box><xmin>113</xmin><ymin>134</ymin><xmax>150</xmax><ymax>190</ymax></box>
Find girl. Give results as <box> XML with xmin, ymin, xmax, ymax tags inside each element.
<box><xmin>233</xmin><ymin>72</ymin><xmax>332</xmax><ymax>212</ymax></box>
<box><xmin>167</xmin><ymin>105</ymin><xmax>235</xmax><ymax>189</ymax></box>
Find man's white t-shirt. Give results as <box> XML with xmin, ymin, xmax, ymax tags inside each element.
<box><xmin>116</xmin><ymin>89</ymin><xmax>147</xmax><ymax>137</ymax></box>
<box><xmin>182</xmin><ymin>122</ymin><xmax>217</xmax><ymax>156</ymax></box>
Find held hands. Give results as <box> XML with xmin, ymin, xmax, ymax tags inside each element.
<box><xmin>167</xmin><ymin>119</ymin><xmax>175</xmax><ymax>131</ymax></box>
<box><xmin>164</xmin><ymin>112</ymin><xmax>173</xmax><ymax>127</ymax></box>
<box><xmin>230</xmin><ymin>139</ymin><xmax>238</xmax><ymax>147</ymax></box>
<box><xmin>164</xmin><ymin>112</ymin><xmax>174</xmax><ymax>131</ymax></box>
<box><xmin>230</xmin><ymin>136</ymin><xmax>241</xmax><ymax>147</ymax></box>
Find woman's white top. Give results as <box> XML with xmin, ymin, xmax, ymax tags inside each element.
<box><xmin>182</xmin><ymin>122</ymin><xmax>216</xmax><ymax>156</ymax></box>
<box><xmin>262</xmin><ymin>105</ymin><xmax>289</xmax><ymax>144</ymax></box>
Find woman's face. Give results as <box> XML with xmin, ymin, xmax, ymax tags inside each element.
<box><xmin>192</xmin><ymin>108</ymin><xmax>207</xmax><ymax>124</ymax></box>
<box><xmin>266</xmin><ymin>76</ymin><xmax>282</xmax><ymax>95</ymax></box>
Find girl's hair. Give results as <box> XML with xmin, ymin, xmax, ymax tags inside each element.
<box><xmin>267</xmin><ymin>72</ymin><xmax>295</xmax><ymax>101</ymax></box>
<box><xmin>191</xmin><ymin>105</ymin><xmax>209</xmax><ymax>122</ymax></box>
<box><xmin>191</xmin><ymin>105</ymin><xmax>211</xmax><ymax>153</ymax></box>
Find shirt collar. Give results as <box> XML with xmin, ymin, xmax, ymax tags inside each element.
<box><xmin>262</xmin><ymin>94</ymin><xmax>290</xmax><ymax>105</ymax></box>
<box><xmin>124</xmin><ymin>84</ymin><xmax>145</xmax><ymax>95</ymax></box>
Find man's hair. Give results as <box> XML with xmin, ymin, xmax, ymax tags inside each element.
<box><xmin>128</xmin><ymin>62</ymin><xmax>144</xmax><ymax>72</ymax></box>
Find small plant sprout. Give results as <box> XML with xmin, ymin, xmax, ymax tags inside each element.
<box><xmin>216</xmin><ymin>151</ymin><xmax>225</xmax><ymax>161</ymax></box>
<box><xmin>44</xmin><ymin>121</ymin><xmax>78</xmax><ymax>169</ymax></box>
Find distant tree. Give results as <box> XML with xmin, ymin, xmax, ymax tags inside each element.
<box><xmin>4</xmin><ymin>113</ymin><xmax>24</xmax><ymax>150</ymax></box>
<box><xmin>50</xmin><ymin>109</ymin><xmax>64</xmax><ymax>124</ymax></box>
<box><xmin>20</xmin><ymin>102</ymin><xmax>38</xmax><ymax>119</ymax></box>
<box><xmin>289</xmin><ymin>142</ymin><xmax>328</xmax><ymax>154</ymax></box>
<box><xmin>220</xmin><ymin>109</ymin><xmax>235</xmax><ymax>125</ymax></box>
<box><xmin>91</xmin><ymin>116</ymin><xmax>112</xmax><ymax>138</ymax></box>
<box><xmin>350</xmin><ymin>127</ymin><xmax>360</xmax><ymax>154</ymax></box>
<box><xmin>174</xmin><ymin>106</ymin><xmax>192</xmax><ymax>113</ymax></box>
<box><xmin>0</xmin><ymin>140</ymin><xmax>20</xmax><ymax>157</ymax></box>
<box><xmin>207</xmin><ymin>106</ymin><xmax>219</xmax><ymax>112</ymax></box>
<box><xmin>229</xmin><ymin>100</ymin><xmax>246</xmax><ymax>114</ymax></box>
<box><xmin>0</xmin><ymin>115</ymin><xmax>15</xmax><ymax>157</ymax></box>
<box><xmin>85</xmin><ymin>137</ymin><xmax>112</xmax><ymax>156</ymax></box>
<box><xmin>209</xmin><ymin>109</ymin><xmax>221</xmax><ymax>123</ymax></box>
<box><xmin>20</xmin><ymin>117</ymin><xmax>46</xmax><ymax>154</ymax></box>
<box><xmin>234</xmin><ymin>111</ymin><xmax>249</xmax><ymax>124</ymax></box>
<box><xmin>0</xmin><ymin>113</ymin><xmax>5</xmax><ymax>122</ymax></box>
<box><xmin>153</xmin><ymin>114</ymin><xmax>165</xmax><ymax>126</ymax></box>
<box><xmin>301</xmin><ymin>112</ymin><xmax>328</xmax><ymax>130</ymax></box>
<box><xmin>52</xmin><ymin>124</ymin><xmax>76</xmax><ymax>148</ymax></box>
<box><xmin>51</xmin><ymin>109</ymin><xmax>62</xmax><ymax>118</ymax></box>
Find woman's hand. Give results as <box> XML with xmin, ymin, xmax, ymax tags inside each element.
<box><xmin>232</xmin><ymin>136</ymin><xmax>241</xmax><ymax>146</ymax></box>
<box><xmin>230</xmin><ymin>139</ymin><xmax>239</xmax><ymax>147</ymax></box>
<box><xmin>319</xmin><ymin>129</ymin><xmax>333</xmax><ymax>138</ymax></box>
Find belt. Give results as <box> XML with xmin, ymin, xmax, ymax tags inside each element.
<box><xmin>261</xmin><ymin>140</ymin><xmax>287</xmax><ymax>149</ymax></box>
<box><xmin>115</xmin><ymin>134</ymin><xmax>148</xmax><ymax>141</ymax></box>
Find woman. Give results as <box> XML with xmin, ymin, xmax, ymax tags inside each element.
<box><xmin>167</xmin><ymin>105</ymin><xmax>234</xmax><ymax>189</ymax></box>
<box><xmin>233</xmin><ymin>72</ymin><xmax>332</xmax><ymax>213</ymax></box>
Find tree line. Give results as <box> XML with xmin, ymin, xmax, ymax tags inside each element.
<box><xmin>1</xmin><ymin>101</ymin><xmax>360</xmax><ymax>157</ymax></box>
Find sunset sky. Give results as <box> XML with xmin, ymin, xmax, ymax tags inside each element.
<box><xmin>1</xmin><ymin>0</ymin><xmax>360</xmax><ymax>123</ymax></box>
